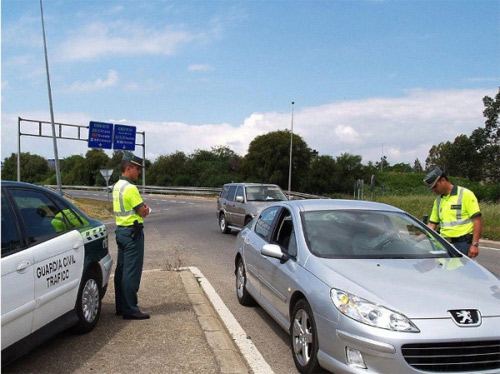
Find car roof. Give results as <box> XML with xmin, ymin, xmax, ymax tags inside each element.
<box><xmin>223</xmin><ymin>182</ymin><xmax>281</xmax><ymax>187</ymax></box>
<box><xmin>3</xmin><ymin>180</ymin><xmax>49</xmax><ymax>190</ymax></box>
<box><xmin>280</xmin><ymin>198</ymin><xmax>404</xmax><ymax>213</ymax></box>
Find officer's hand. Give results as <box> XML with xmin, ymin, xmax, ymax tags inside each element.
<box><xmin>138</xmin><ymin>204</ymin><xmax>150</xmax><ymax>217</ymax></box>
<box><xmin>468</xmin><ymin>245</ymin><xmax>478</xmax><ymax>258</ymax></box>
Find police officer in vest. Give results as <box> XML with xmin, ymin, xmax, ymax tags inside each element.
<box><xmin>113</xmin><ymin>153</ymin><xmax>151</xmax><ymax>319</ymax></box>
<box><xmin>424</xmin><ymin>167</ymin><xmax>482</xmax><ymax>258</ymax></box>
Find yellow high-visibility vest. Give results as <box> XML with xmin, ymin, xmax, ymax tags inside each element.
<box><xmin>429</xmin><ymin>185</ymin><xmax>481</xmax><ymax>239</ymax></box>
<box><xmin>113</xmin><ymin>178</ymin><xmax>144</xmax><ymax>226</ymax></box>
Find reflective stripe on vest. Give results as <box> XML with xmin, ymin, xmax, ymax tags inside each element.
<box><xmin>113</xmin><ymin>180</ymin><xmax>141</xmax><ymax>226</ymax></box>
<box><xmin>115</xmin><ymin>181</ymin><xmax>136</xmax><ymax>217</ymax></box>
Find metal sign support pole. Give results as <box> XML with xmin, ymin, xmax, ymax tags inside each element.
<box><xmin>17</xmin><ymin>117</ymin><xmax>21</xmax><ymax>181</ymax></box>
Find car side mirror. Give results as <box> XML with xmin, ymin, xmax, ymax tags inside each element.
<box><xmin>261</xmin><ymin>244</ymin><xmax>285</xmax><ymax>261</ymax></box>
<box><xmin>236</xmin><ymin>196</ymin><xmax>244</xmax><ymax>203</ymax></box>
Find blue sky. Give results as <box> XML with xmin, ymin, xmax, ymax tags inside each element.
<box><xmin>2</xmin><ymin>0</ymin><xmax>499</xmax><ymax>165</ymax></box>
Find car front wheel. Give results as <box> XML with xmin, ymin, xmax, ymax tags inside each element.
<box><xmin>236</xmin><ymin>258</ymin><xmax>255</xmax><ymax>306</ymax></box>
<box><xmin>219</xmin><ymin>213</ymin><xmax>230</xmax><ymax>234</ymax></box>
<box><xmin>73</xmin><ymin>270</ymin><xmax>101</xmax><ymax>333</ymax></box>
<box><xmin>290</xmin><ymin>299</ymin><xmax>320</xmax><ymax>373</ymax></box>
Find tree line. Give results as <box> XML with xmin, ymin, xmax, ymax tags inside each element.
<box><xmin>2</xmin><ymin>88</ymin><xmax>499</xmax><ymax>201</ymax></box>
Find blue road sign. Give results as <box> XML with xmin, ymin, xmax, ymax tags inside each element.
<box><xmin>113</xmin><ymin>124</ymin><xmax>136</xmax><ymax>151</ymax></box>
<box><xmin>88</xmin><ymin>121</ymin><xmax>113</xmax><ymax>149</ymax></box>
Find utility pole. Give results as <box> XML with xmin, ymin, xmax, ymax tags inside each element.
<box><xmin>40</xmin><ymin>0</ymin><xmax>63</xmax><ymax>195</ymax></box>
<box><xmin>288</xmin><ymin>101</ymin><xmax>295</xmax><ymax>199</ymax></box>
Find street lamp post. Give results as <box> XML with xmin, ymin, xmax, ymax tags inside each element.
<box><xmin>40</xmin><ymin>0</ymin><xmax>63</xmax><ymax>196</ymax></box>
<box><xmin>288</xmin><ymin>101</ymin><xmax>295</xmax><ymax>199</ymax></box>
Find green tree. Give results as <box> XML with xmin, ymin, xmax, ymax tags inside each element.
<box><xmin>1</xmin><ymin>152</ymin><xmax>53</xmax><ymax>183</ymax></box>
<box><xmin>60</xmin><ymin>155</ymin><xmax>85</xmax><ymax>185</ymax></box>
<box><xmin>242</xmin><ymin>130</ymin><xmax>311</xmax><ymax>190</ymax></box>
<box><xmin>335</xmin><ymin>153</ymin><xmax>364</xmax><ymax>193</ymax></box>
<box><xmin>413</xmin><ymin>158</ymin><xmax>423</xmax><ymax>173</ymax></box>
<box><xmin>480</xmin><ymin>88</ymin><xmax>500</xmax><ymax>183</ymax></box>
<box><xmin>425</xmin><ymin>142</ymin><xmax>453</xmax><ymax>172</ymax></box>
<box><xmin>390</xmin><ymin>162</ymin><xmax>412</xmax><ymax>173</ymax></box>
<box><xmin>187</xmin><ymin>146</ymin><xmax>242</xmax><ymax>186</ymax></box>
<box><xmin>308</xmin><ymin>155</ymin><xmax>339</xmax><ymax>194</ymax></box>
<box><xmin>72</xmin><ymin>149</ymin><xmax>110</xmax><ymax>186</ymax></box>
<box><xmin>147</xmin><ymin>151</ymin><xmax>189</xmax><ymax>186</ymax></box>
<box><xmin>446</xmin><ymin>135</ymin><xmax>482</xmax><ymax>180</ymax></box>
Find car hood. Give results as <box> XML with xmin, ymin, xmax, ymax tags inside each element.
<box><xmin>306</xmin><ymin>256</ymin><xmax>500</xmax><ymax>318</ymax></box>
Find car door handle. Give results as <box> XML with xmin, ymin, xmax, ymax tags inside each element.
<box><xmin>16</xmin><ymin>260</ymin><xmax>32</xmax><ymax>273</ymax></box>
<box><xmin>73</xmin><ymin>240</ymin><xmax>84</xmax><ymax>250</ymax></box>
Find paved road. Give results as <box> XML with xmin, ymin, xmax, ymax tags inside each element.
<box><xmin>67</xmin><ymin>190</ymin><xmax>500</xmax><ymax>374</ymax></box>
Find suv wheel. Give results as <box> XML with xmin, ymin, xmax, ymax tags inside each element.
<box><xmin>219</xmin><ymin>213</ymin><xmax>230</xmax><ymax>234</ymax></box>
<box><xmin>73</xmin><ymin>270</ymin><xmax>101</xmax><ymax>333</ymax></box>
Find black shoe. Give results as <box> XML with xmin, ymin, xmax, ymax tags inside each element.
<box><xmin>123</xmin><ymin>311</ymin><xmax>150</xmax><ymax>320</ymax></box>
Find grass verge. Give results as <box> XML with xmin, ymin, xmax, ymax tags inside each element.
<box><xmin>71</xmin><ymin>198</ymin><xmax>114</xmax><ymax>221</ymax></box>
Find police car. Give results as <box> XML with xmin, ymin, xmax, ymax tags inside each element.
<box><xmin>1</xmin><ymin>181</ymin><xmax>113</xmax><ymax>364</ymax></box>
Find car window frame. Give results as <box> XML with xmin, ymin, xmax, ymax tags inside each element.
<box><xmin>1</xmin><ymin>187</ymin><xmax>27</xmax><ymax>258</ymax></box>
<box><xmin>255</xmin><ymin>206</ymin><xmax>281</xmax><ymax>241</ymax></box>
<box><xmin>8</xmin><ymin>187</ymin><xmax>83</xmax><ymax>248</ymax></box>
<box><xmin>270</xmin><ymin>207</ymin><xmax>298</xmax><ymax>258</ymax></box>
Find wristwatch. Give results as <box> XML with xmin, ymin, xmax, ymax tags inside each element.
<box><xmin>472</xmin><ymin>242</ymin><xmax>479</xmax><ymax>247</ymax></box>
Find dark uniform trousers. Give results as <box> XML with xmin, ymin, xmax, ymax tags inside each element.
<box><xmin>114</xmin><ymin>226</ymin><xmax>144</xmax><ymax>315</ymax></box>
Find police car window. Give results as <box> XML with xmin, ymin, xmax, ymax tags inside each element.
<box><xmin>255</xmin><ymin>206</ymin><xmax>280</xmax><ymax>240</ymax></box>
<box><xmin>51</xmin><ymin>197</ymin><xmax>87</xmax><ymax>231</ymax></box>
<box><xmin>1</xmin><ymin>193</ymin><xmax>23</xmax><ymax>257</ymax></box>
<box><xmin>10</xmin><ymin>189</ymin><xmax>75</xmax><ymax>245</ymax></box>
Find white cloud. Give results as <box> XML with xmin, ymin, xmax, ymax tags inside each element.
<box><xmin>55</xmin><ymin>21</ymin><xmax>208</xmax><ymax>61</ymax></box>
<box><xmin>2</xmin><ymin>88</ymin><xmax>495</xmax><ymax>167</ymax></box>
<box><xmin>188</xmin><ymin>64</ymin><xmax>215</xmax><ymax>72</ymax></box>
<box><xmin>67</xmin><ymin>70</ymin><xmax>119</xmax><ymax>92</ymax></box>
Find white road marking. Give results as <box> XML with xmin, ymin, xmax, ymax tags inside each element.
<box><xmin>185</xmin><ymin>266</ymin><xmax>274</xmax><ymax>374</ymax></box>
<box><xmin>482</xmin><ymin>246</ymin><xmax>500</xmax><ymax>251</ymax></box>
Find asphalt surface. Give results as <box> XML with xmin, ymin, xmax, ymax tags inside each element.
<box><xmin>3</xmin><ymin>268</ymin><xmax>250</xmax><ymax>374</ymax></box>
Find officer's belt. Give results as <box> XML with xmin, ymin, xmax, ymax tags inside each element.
<box><xmin>444</xmin><ymin>234</ymin><xmax>473</xmax><ymax>243</ymax></box>
<box><xmin>117</xmin><ymin>225</ymin><xmax>134</xmax><ymax>228</ymax></box>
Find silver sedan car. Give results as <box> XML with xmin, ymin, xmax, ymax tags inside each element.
<box><xmin>234</xmin><ymin>199</ymin><xmax>500</xmax><ymax>374</ymax></box>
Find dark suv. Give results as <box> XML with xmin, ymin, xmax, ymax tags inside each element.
<box><xmin>216</xmin><ymin>183</ymin><xmax>287</xmax><ymax>233</ymax></box>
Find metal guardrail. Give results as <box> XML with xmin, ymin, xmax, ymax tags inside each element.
<box><xmin>45</xmin><ymin>185</ymin><xmax>325</xmax><ymax>200</ymax></box>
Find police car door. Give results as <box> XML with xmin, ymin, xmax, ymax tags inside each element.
<box><xmin>1</xmin><ymin>191</ymin><xmax>34</xmax><ymax>349</ymax></box>
<box><xmin>9</xmin><ymin>189</ymin><xmax>85</xmax><ymax>333</ymax></box>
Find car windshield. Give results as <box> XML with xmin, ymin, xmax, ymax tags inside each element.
<box><xmin>245</xmin><ymin>186</ymin><xmax>287</xmax><ymax>202</ymax></box>
<box><xmin>302</xmin><ymin>210</ymin><xmax>456</xmax><ymax>259</ymax></box>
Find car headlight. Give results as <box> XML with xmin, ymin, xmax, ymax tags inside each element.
<box><xmin>330</xmin><ymin>288</ymin><xmax>419</xmax><ymax>332</ymax></box>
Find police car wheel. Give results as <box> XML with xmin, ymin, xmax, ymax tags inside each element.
<box><xmin>73</xmin><ymin>270</ymin><xmax>101</xmax><ymax>334</ymax></box>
